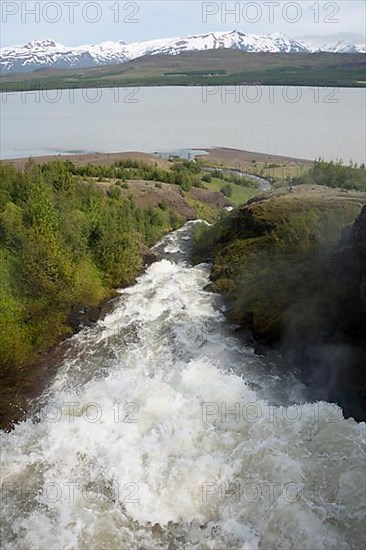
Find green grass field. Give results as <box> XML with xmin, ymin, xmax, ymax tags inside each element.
<box><xmin>204</xmin><ymin>178</ymin><xmax>259</xmax><ymax>204</ymax></box>
<box><xmin>244</xmin><ymin>162</ymin><xmax>311</xmax><ymax>183</ymax></box>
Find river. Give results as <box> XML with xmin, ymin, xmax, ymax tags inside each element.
<box><xmin>1</xmin><ymin>86</ymin><xmax>365</xmax><ymax>163</ymax></box>
<box><xmin>1</xmin><ymin>223</ymin><xmax>365</xmax><ymax>549</ymax></box>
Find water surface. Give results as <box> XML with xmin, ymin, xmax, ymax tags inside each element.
<box><xmin>1</xmin><ymin>86</ymin><xmax>365</xmax><ymax>162</ymax></box>
<box><xmin>1</xmin><ymin>224</ymin><xmax>365</xmax><ymax>549</ymax></box>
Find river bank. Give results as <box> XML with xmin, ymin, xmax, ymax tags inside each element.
<box><xmin>0</xmin><ymin>254</ymin><xmax>154</xmax><ymax>432</ymax></box>
<box><xmin>2</xmin><ymin>151</ymin><xmax>363</xmax><ymax>430</ymax></box>
<box><xmin>0</xmin><ymin>157</ymin><xmax>230</xmax><ymax>431</ymax></box>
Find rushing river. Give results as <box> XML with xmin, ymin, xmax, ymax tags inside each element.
<box><xmin>1</xmin><ymin>223</ymin><xmax>365</xmax><ymax>550</ymax></box>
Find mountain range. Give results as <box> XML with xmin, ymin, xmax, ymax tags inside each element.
<box><xmin>1</xmin><ymin>30</ymin><xmax>365</xmax><ymax>74</ymax></box>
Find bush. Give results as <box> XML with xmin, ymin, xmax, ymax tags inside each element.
<box><xmin>0</xmin><ymin>162</ymin><xmax>190</xmax><ymax>385</ymax></box>
<box><xmin>289</xmin><ymin>159</ymin><xmax>366</xmax><ymax>192</ymax></box>
<box><xmin>107</xmin><ymin>186</ymin><xmax>121</xmax><ymax>200</ymax></box>
<box><xmin>220</xmin><ymin>184</ymin><xmax>233</xmax><ymax>198</ymax></box>
<box><xmin>211</xmin><ymin>169</ymin><xmax>223</xmax><ymax>178</ymax></box>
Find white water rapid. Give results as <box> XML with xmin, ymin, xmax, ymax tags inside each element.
<box><xmin>1</xmin><ymin>222</ymin><xmax>365</xmax><ymax>549</ymax></box>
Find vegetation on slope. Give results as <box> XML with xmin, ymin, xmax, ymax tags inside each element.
<box><xmin>193</xmin><ymin>184</ymin><xmax>366</xmax><ymax>419</ymax></box>
<box><xmin>0</xmin><ymin>158</ymin><xmax>231</xmax><ymax>426</ymax></box>
<box><xmin>60</xmin><ymin>156</ymin><xmax>259</xmax><ymax>205</ymax></box>
<box><xmin>1</xmin><ymin>51</ymin><xmax>365</xmax><ymax>91</ymax></box>
<box><xmin>288</xmin><ymin>159</ymin><xmax>366</xmax><ymax>192</ymax></box>
<box><xmin>194</xmin><ymin>185</ymin><xmax>365</xmax><ymax>338</ymax></box>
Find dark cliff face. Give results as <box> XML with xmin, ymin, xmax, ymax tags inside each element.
<box><xmin>303</xmin><ymin>206</ymin><xmax>366</xmax><ymax>420</ymax></box>
<box><xmin>352</xmin><ymin>205</ymin><xmax>366</xmax><ymax>311</ymax></box>
<box><xmin>284</xmin><ymin>205</ymin><xmax>366</xmax><ymax>421</ymax></box>
<box><xmin>337</xmin><ymin>204</ymin><xmax>366</xmax><ymax>330</ymax></box>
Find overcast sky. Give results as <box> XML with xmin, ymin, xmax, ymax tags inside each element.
<box><xmin>1</xmin><ymin>1</ymin><xmax>365</xmax><ymax>47</ymax></box>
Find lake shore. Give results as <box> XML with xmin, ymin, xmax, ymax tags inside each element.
<box><xmin>1</xmin><ymin>146</ymin><xmax>313</xmax><ymax>170</ymax></box>
<box><xmin>196</xmin><ymin>147</ymin><xmax>313</xmax><ymax>169</ymax></box>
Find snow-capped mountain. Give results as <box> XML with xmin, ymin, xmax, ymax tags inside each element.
<box><xmin>300</xmin><ymin>33</ymin><xmax>366</xmax><ymax>54</ymax></box>
<box><xmin>0</xmin><ymin>31</ymin><xmax>308</xmax><ymax>74</ymax></box>
<box><xmin>143</xmin><ymin>30</ymin><xmax>307</xmax><ymax>55</ymax></box>
<box><xmin>0</xmin><ymin>39</ymin><xmax>131</xmax><ymax>73</ymax></box>
<box><xmin>0</xmin><ymin>30</ymin><xmax>364</xmax><ymax>74</ymax></box>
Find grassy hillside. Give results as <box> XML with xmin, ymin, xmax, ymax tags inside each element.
<box><xmin>193</xmin><ymin>185</ymin><xmax>366</xmax><ymax>419</ymax></box>
<box><xmin>1</xmin><ymin>51</ymin><xmax>365</xmax><ymax>91</ymax></box>
<box><xmin>193</xmin><ymin>185</ymin><xmax>365</xmax><ymax>338</ymax></box>
<box><xmin>0</xmin><ymin>157</ymin><xmax>232</xmax><ymax>429</ymax></box>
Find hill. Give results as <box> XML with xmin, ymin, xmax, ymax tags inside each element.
<box><xmin>193</xmin><ymin>185</ymin><xmax>366</xmax><ymax>420</ymax></box>
<box><xmin>0</xmin><ymin>157</ymin><xmax>231</xmax><ymax>429</ymax></box>
<box><xmin>1</xmin><ymin>50</ymin><xmax>365</xmax><ymax>91</ymax></box>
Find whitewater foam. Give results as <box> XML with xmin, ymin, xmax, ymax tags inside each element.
<box><xmin>1</xmin><ymin>223</ymin><xmax>364</xmax><ymax>549</ymax></box>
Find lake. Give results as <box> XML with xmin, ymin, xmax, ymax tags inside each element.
<box><xmin>1</xmin><ymin>86</ymin><xmax>365</xmax><ymax>163</ymax></box>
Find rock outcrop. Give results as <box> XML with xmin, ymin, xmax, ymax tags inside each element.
<box><xmin>194</xmin><ymin>187</ymin><xmax>366</xmax><ymax>420</ymax></box>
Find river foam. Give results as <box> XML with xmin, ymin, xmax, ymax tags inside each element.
<box><xmin>1</xmin><ymin>223</ymin><xmax>365</xmax><ymax>549</ymax></box>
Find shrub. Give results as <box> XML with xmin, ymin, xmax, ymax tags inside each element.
<box><xmin>220</xmin><ymin>184</ymin><xmax>233</xmax><ymax>198</ymax></box>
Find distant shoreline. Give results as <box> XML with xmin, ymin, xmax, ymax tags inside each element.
<box><xmin>1</xmin><ymin>147</ymin><xmax>313</xmax><ymax>170</ymax></box>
